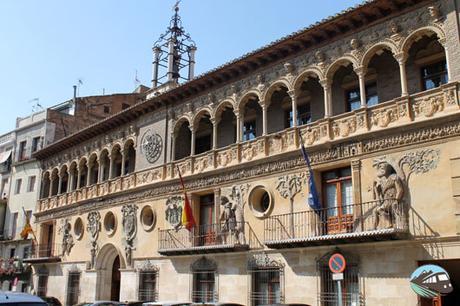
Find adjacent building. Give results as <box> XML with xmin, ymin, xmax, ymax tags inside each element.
<box><xmin>30</xmin><ymin>0</ymin><xmax>460</xmax><ymax>305</ymax></box>
<box><xmin>0</xmin><ymin>90</ymin><xmax>145</xmax><ymax>292</ymax></box>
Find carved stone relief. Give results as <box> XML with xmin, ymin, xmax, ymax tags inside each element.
<box><xmin>122</xmin><ymin>204</ymin><xmax>138</xmax><ymax>267</ymax></box>
<box><xmin>87</xmin><ymin>211</ymin><xmax>101</xmax><ymax>269</ymax></box>
<box><xmin>165</xmin><ymin>196</ymin><xmax>183</xmax><ymax>229</ymax></box>
<box><xmin>59</xmin><ymin>219</ymin><xmax>74</xmax><ymax>256</ymax></box>
<box><xmin>371</xmin><ymin>148</ymin><xmax>440</xmax><ymax>229</ymax></box>
<box><xmin>247</xmin><ymin>252</ymin><xmax>284</xmax><ymax>270</ymax></box>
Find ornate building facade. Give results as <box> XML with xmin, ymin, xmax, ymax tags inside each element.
<box><xmin>29</xmin><ymin>0</ymin><xmax>460</xmax><ymax>305</ymax></box>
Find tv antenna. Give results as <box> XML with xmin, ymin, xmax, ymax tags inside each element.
<box><xmin>77</xmin><ymin>78</ymin><xmax>84</xmax><ymax>96</ymax></box>
<box><xmin>29</xmin><ymin>98</ymin><xmax>43</xmax><ymax>113</ymax></box>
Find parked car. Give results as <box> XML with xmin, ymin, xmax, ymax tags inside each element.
<box><xmin>191</xmin><ymin>303</ymin><xmax>244</xmax><ymax>306</ymax></box>
<box><xmin>42</xmin><ymin>296</ymin><xmax>62</xmax><ymax>306</ymax></box>
<box><xmin>143</xmin><ymin>302</ymin><xmax>192</xmax><ymax>306</ymax></box>
<box><xmin>74</xmin><ymin>302</ymin><xmax>125</xmax><ymax>306</ymax></box>
<box><xmin>0</xmin><ymin>291</ymin><xmax>47</xmax><ymax>305</ymax></box>
<box><xmin>260</xmin><ymin>304</ymin><xmax>311</xmax><ymax>306</ymax></box>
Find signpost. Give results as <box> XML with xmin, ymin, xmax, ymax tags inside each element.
<box><xmin>329</xmin><ymin>253</ymin><xmax>346</xmax><ymax>306</ymax></box>
<box><xmin>410</xmin><ymin>264</ymin><xmax>453</xmax><ymax>306</ymax></box>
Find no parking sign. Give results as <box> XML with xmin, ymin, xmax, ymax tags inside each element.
<box><xmin>329</xmin><ymin>253</ymin><xmax>346</xmax><ymax>274</ymax></box>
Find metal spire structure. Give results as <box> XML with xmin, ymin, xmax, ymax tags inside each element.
<box><xmin>151</xmin><ymin>1</ymin><xmax>196</xmax><ymax>89</ymax></box>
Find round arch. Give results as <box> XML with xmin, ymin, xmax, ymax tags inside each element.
<box><xmin>262</xmin><ymin>80</ymin><xmax>292</xmax><ymax>103</ymax></box>
<box><xmin>192</xmin><ymin>107</ymin><xmax>213</xmax><ymax>127</ymax></box>
<box><xmin>95</xmin><ymin>243</ymin><xmax>126</xmax><ymax>301</ymax></box>
<box><xmin>213</xmin><ymin>100</ymin><xmax>236</xmax><ymax>121</ymax></box>
<box><xmin>293</xmin><ymin>67</ymin><xmax>324</xmax><ymax>92</ymax></box>
<box><xmin>401</xmin><ymin>26</ymin><xmax>446</xmax><ymax>55</ymax></box>
<box><xmin>237</xmin><ymin>90</ymin><xmax>262</xmax><ymax>112</ymax></box>
<box><xmin>325</xmin><ymin>56</ymin><xmax>360</xmax><ymax>80</ymax></box>
<box><xmin>361</xmin><ymin>41</ymin><xmax>398</xmax><ymax>69</ymax></box>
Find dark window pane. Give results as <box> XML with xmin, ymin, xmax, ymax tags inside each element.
<box><xmin>422</xmin><ymin>60</ymin><xmax>448</xmax><ymax>91</ymax></box>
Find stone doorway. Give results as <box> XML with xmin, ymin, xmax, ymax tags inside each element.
<box><xmin>95</xmin><ymin>244</ymin><xmax>125</xmax><ymax>301</ymax></box>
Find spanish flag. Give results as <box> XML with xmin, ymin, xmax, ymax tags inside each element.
<box><xmin>177</xmin><ymin>167</ymin><xmax>196</xmax><ymax>231</ymax></box>
<box><xmin>20</xmin><ymin>208</ymin><xmax>34</xmax><ymax>240</ymax></box>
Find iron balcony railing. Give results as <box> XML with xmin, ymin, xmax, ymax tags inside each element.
<box><xmin>138</xmin><ymin>289</ymin><xmax>159</xmax><ymax>302</ymax></box>
<box><xmin>159</xmin><ymin>222</ymin><xmax>261</xmax><ymax>254</ymax></box>
<box><xmin>28</xmin><ymin>244</ymin><xmax>62</xmax><ymax>259</ymax></box>
<box><xmin>264</xmin><ymin>199</ymin><xmax>407</xmax><ymax>245</ymax></box>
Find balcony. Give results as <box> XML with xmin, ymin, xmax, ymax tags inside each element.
<box><xmin>36</xmin><ymin>82</ymin><xmax>460</xmax><ymax>214</ymax></box>
<box><xmin>264</xmin><ymin>200</ymin><xmax>408</xmax><ymax>248</ymax></box>
<box><xmin>23</xmin><ymin>244</ymin><xmax>62</xmax><ymax>263</ymax></box>
<box><xmin>158</xmin><ymin>222</ymin><xmax>261</xmax><ymax>255</ymax></box>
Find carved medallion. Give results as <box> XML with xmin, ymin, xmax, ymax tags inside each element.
<box><xmin>141</xmin><ymin>130</ymin><xmax>163</xmax><ymax>163</ymax></box>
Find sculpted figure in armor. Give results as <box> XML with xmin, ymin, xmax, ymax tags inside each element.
<box><xmin>219</xmin><ymin>196</ymin><xmax>236</xmax><ymax>244</ymax></box>
<box><xmin>373</xmin><ymin>161</ymin><xmax>404</xmax><ymax>229</ymax></box>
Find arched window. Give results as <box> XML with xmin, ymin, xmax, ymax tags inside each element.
<box><xmin>111</xmin><ymin>145</ymin><xmax>122</xmax><ymax>178</ymax></box>
<box><xmin>215</xmin><ymin>102</ymin><xmax>236</xmax><ymax>148</ymax></box>
<box><xmin>240</xmin><ymin>94</ymin><xmax>262</xmax><ymax>141</ymax></box>
<box><xmin>405</xmin><ymin>31</ymin><xmax>447</xmax><ymax>94</ymax></box>
<box><xmin>191</xmin><ymin>257</ymin><xmax>218</xmax><ymax>303</ymax></box>
<box><xmin>174</xmin><ymin>119</ymin><xmax>192</xmax><ymax>160</ymax></box>
<box><xmin>295</xmin><ymin>73</ymin><xmax>324</xmax><ymax>125</ymax></box>
<box><xmin>60</xmin><ymin>165</ymin><xmax>69</xmax><ymax>194</ymax></box>
<box><xmin>99</xmin><ymin>150</ymin><xmax>110</xmax><ymax>181</ymax></box>
<box><xmin>194</xmin><ymin>112</ymin><xmax>213</xmax><ymax>155</ymax></box>
<box><xmin>266</xmin><ymin>84</ymin><xmax>291</xmax><ymax>133</ymax></box>
<box><xmin>88</xmin><ymin>154</ymin><xmax>99</xmax><ymax>185</ymax></box>
<box><xmin>137</xmin><ymin>261</ymin><xmax>159</xmax><ymax>302</ymax></box>
<box><xmin>124</xmin><ymin>140</ymin><xmax>136</xmax><ymax>175</ymax></box>
<box><xmin>329</xmin><ymin>60</ymin><xmax>360</xmax><ymax>114</ymax></box>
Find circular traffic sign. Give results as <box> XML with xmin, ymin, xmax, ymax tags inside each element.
<box><xmin>329</xmin><ymin>253</ymin><xmax>346</xmax><ymax>274</ymax></box>
<box><xmin>410</xmin><ymin>264</ymin><xmax>453</xmax><ymax>298</ymax></box>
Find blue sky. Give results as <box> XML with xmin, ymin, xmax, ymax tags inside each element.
<box><xmin>0</xmin><ymin>0</ymin><xmax>363</xmax><ymax>135</ymax></box>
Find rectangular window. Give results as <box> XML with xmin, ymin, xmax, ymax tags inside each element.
<box><xmin>251</xmin><ymin>268</ymin><xmax>282</xmax><ymax>306</ymax></box>
<box><xmin>14</xmin><ymin>179</ymin><xmax>22</xmax><ymax>194</ymax></box>
<box><xmin>37</xmin><ymin>274</ymin><xmax>48</xmax><ymax>297</ymax></box>
<box><xmin>27</xmin><ymin>176</ymin><xmax>36</xmax><ymax>192</ymax></box>
<box><xmin>421</xmin><ymin>60</ymin><xmax>448</xmax><ymax>91</ymax></box>
<box><xmin>322</xmin><ymin>167</ymin><xmax>353</xmax><ymax>235</ymax></box>
<box><xmin>66</xmin><ymin>272</ymin><xmax>80</xmax><ymax>306</ymax></box>
<box><xmin>11</xmin><ymin>212</ymin><xmax>18</xmax><ymax>238</ymax></box>
<box><xmin>103</xmin><ymin>106</ymin><xmax>110</xmax><ymax>114</ymax></box>
<box><xmin>346</xmin><ymin>83</ymin><xmax>379</xmax><ymax>111</ymax></box>
<box><xmin>192</xmin><ymin>270</ymin><xmax>216</xmax><ymax>303</ymax></box>
<box><xmin>243</xmin><ymin>120</ymin><xmax>256</xmax><ymax>141</ymax></box>
<box><xmin>285</xmin><ymin>104</ymin><xmax>312</xmax><ymax>128</ymax></box>
<box><xmin>1</xmin><ymin>178</ymin><xmax>8</xmax><ymax>197</ymax></box>
<box><xmin>195</xmin><ymin>134</ymin><xmax>212</xmax><ymax>155</ymax></box>
<box><xmin>31</xmin><ymin>137</ymin><xmax>41</xmax><ymax>152</ymax></box>
<box><xmin>9</xmin><ymin>247</ymin><xmax>15</xmax><ymax>258</ymax></box>
<box><xmin>198</xmin><ymin>194</ymin><xmax>215</xmax><ymax>247</ymax></box>
<box><xmin>122</xmin><ymin>103</ymin><xmax>130</xmax><ymax>110</ymax></box>
<box><xmin>18</xmin><ymin>141</ymin><xmax>27</xmax><ymax>161</ymax></box>
<box><xmin>138</xmin><ymin>270</ymin><xmax>158</xmax><ymax>302</ymax></box>
<box><xmin>319</xmin><ymin>259</ymin><xmax>361</xmax><ymax>305</ymax></box>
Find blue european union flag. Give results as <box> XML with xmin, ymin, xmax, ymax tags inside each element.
<box><xmin>300</xmin><ymin>142</ymin><xmax>321</xmax><ymax>211</ymax></box>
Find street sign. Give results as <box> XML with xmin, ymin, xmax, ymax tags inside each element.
<box><xmin>332</xmin><ymin>273</ymin><xmax>344</xmax><ymax>281</ymax></box>
<box><xmin>329</xmin><ymin>253</ymin><xmax>346</xmax><ymax>274</ymax></box>
<box><xmin>410</xmin><ymin>264</ymin><xmax>453</xmax><ymax>299</ymax></box>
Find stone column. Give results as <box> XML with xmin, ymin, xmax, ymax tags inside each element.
<box><xmin>76</xmin><ymin>168</ymin><xmax>81</xmax><ymax>189</ymax></box>
<box><xmin>108</xmin><ymin>154</ymin><xmax>114</xmax><ymax>179</ymax></box>
<box><xmin>261</xmin><ymin>100</ymin><xmax>268</xmax><ymax>136</ymax></box>
<box><xmin>351</xmin><ymin>160</ymin><xmax>363</xmax><ymax>231</ymax></box>
<box><xmin>48</xmin><ymin>175</ymin><xmax>53</xmax><ymax>196</ymax></box>
<box><xmin>288</xmin><ymin>90</ymin><xmax>298</xmax><ymax>127</ymax></box>
<box><xmin>211</xmin><ymin>118</ymin><xmax>218</xmax><ymax>150</ymax></box>
<box><xmin>320</xmin><ymin>79</ymin><xmax>332</xmax><ymax>117</ymax></box>
<box><xmin>121</xmin><ymin>149</ymin><xmax>126</xmax><ymax>176</ymax></box>
<box><xmin>170</xmin><ymin>132</ymin><xmax>176</xmax><ymax>161</ymax></box>
<box><xmin>355</xmin><ymin>67</ymin><xmax>367</xmax><ymax>108</ymax></box>
<box><xmin>86</xmin><ymin>163</ymin><xmax>92</xmax><ymax>186</ymax></box>
<box><xmin>396</xmin><ymin>53</ymin><xmax>408</xmax><ymax>96</ymax></box>
<box><xmin>68</xmin><ymin>171</ymin><xmax>74</xmax><ymax>192</ymax></box>
<box><xmin>57</xmin><ymin>173</ymin><xmax>63</xmax><ymax>195</ymax></box>
<box><xmin>237</xmin><ymin>111</ymin><xmax>244</xmax><ymax>142</ymax></box>
<box><xmin>98</xmin><ymin>160</ymin><xmax>103</xmax><ymax>183</ymax></box>
<box><xmin>190</xmin><ymin>124</ymin><xmax>195</xmax><ymax>156</ymax></box>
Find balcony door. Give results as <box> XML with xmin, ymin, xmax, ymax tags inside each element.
<box><xmin>322</xmin><ymin>167</ymin><xmax>353</xmax><ymax>234</ymax></box>
<box><xmin>199</xmin><ymin>194</ymin><xmax>215</xmax><ymax>246</ymax></box>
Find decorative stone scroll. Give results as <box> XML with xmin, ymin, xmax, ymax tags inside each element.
<box><xmin>247</xmin><ymin>252</ymin><xmax>284</xmax><ymax>270</ymax></box>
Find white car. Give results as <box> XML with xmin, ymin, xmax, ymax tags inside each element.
<box><xmin>0</xmin><ymin>291</ymin><xmax>47</xmax><ymax>306</ymax></box>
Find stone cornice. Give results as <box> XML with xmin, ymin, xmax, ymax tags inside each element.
<box><xmin>35</xmin><ymin>114</ymin><xmax>460</xmax><ymax>222</ymax></box>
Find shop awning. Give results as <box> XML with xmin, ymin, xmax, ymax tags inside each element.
<box><xmin>0</xmin><ymin>150</ymin><xmax>12</xmax><ymax>164</ymax></box>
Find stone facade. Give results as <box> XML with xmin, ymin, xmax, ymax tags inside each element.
<box><xmin>29</xmin><ymin>1</ymin><xmax>460</xmax><ymax>305</ymax></box>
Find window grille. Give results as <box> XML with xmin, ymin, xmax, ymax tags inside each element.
<box><xmin>248</xmin><ymin>254</ymin><xmax>284</xmax><ymax>306</ymax></box>
<box><xmin>317</xmin><ymin>251</ymin><xmax>364</xmax><ymax>306</ymax></box>
<box><xmin>66</xmin><ymin>271</ymin><xmax>80</xmax><ymax>306</ymax></box>
<box><xmin>138</xmin><ymin>270</ymin><xmax>159</xmax><ymax>302</ymax></box>
<box><xmin>37</xmin><ymin>274</ymin><xmax>48</xmax><ymax>297</ymax></box>
<box><xmin>191</xmin><ymin>257</ymin><xmax>218</xmax><ymax>303</ymax></box>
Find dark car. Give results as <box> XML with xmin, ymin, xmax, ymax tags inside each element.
<box><xmin>42</xmin><ymin>296</ymin><xmax>62</xmax><ymax>306</ymax></box>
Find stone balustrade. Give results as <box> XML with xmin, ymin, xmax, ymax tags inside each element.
<box><xmin>37</xmin><ymin>82</ymin><xmax>459</xmax><ymax>213</ymax></box>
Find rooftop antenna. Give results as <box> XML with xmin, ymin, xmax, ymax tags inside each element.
<box><xmin>151</xmin><ymin>0</ymin><xmax>196</xmax><ymax>89</ymax></box>
<box><xmin>134</xmin><ymin>69</ymin><xmax>141</xmax><ymax>89</ymax></box>
<box><xmin>29</xmin><ymin>98</ymin><xmax>43</xmax><ymax>113</ymax></box>
<box><xmin>77</xmin><ymin>78</ymin><xmax>84</xmax><ymax>96</ymax></box>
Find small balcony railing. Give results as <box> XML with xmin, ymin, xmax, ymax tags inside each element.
<box><xmin>24</xmin><ymin>244</ymin><xmax>62</xmax><ymax>262</ymax></box>
<box><xmin>264</xmin><ymin>199</ymin><xmax>408</xmax><ymax>248</ymax></box>
<box><xmin>159</xmin><ymin>222</ymin><xmax>261</xmax><ymax>255</ymax></box>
